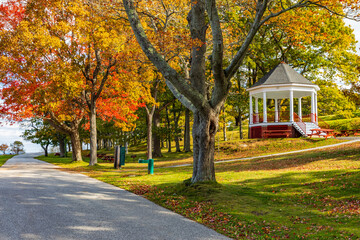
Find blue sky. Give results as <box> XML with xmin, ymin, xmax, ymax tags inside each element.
<box><xmin>0</xmin><ymin>17</ymin><xmax>360</xmax><ymax>153</ymax></box>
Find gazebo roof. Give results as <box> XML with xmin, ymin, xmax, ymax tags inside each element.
<box><xmin>250</xmin><ymin>63</ymin><xmax>315</xmax><ymax>88</ymax></box>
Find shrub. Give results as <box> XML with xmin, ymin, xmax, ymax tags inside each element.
<box><xmin>325</xmin><ymin>118</ymin><xmax>360</xmax><ymax>131</ymax></box>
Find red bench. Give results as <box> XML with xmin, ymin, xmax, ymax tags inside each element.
<box><xmin>102</xmin><ymin>156</ymin><xmax>115</xmax><ymax>163</ymax></box>
<box><xmin>263</xmin><ymin>129</ymin><xmax>292</xmax><ymax>138</ymax></box>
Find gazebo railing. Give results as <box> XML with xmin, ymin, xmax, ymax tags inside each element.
<box><xmin>252</xmin><ymin>111</ymin><xmax>291</xmax><ymax>124</ymax></box>
<box><xmin>252</xmin><ymin>112</ymin><xmax>325</xmax><ymax>126</ymax></box>
<box><xmin>302</xmin><ymin>113</ymin><xmax>329</xmax><ymax>128</ymax></box>
<box><xmin>252</xmin><ymin>113</ymin><xmax>262</xmax><ymax>123</ymax></box>
<box><xmin>302</xmin><ymin>113</ymin><xmax>317</xmax><ymax>123</ymax></box>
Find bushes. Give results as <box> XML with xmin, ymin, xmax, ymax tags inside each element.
<box><xmin>325</xmin><ymin>118</ymin><xmax>360</xmax><ymax>131</ymax></box>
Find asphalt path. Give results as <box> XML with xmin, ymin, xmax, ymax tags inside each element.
<box><xmin>0</xmin><ymin>153</ymin><xmax>229</xmax><ymax>240</ymax></box>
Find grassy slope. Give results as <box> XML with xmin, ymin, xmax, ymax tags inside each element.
<box><xmin>88</xmin><ymin>138</ymin><xmax>343</xmax><ymax>168</ymax></box>
<box><xmin>38</xmin><ymin>139</ymin><xmax>360</xmax><ymax>239</ymax></box>
<box><xmin>0</xmin><ymin>155</ymin><xmax>13</xmax><ymax>167</ymax></box>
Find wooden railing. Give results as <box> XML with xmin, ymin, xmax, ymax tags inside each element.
<box><xmin>317</xmin><ymin>117</ymin><xmax>330</xmax><ymax>129</ymax></box>
<box><xmin>302</xmin><ymin>113</ymin><xmax>317</xmax><ymax>123</ymax></box>
<box><xmin>294</xmin><ymin>113</ymin><xmax>306</xmax><ymax>134</ymax></box>
<box><xmin>252</xmin><ymin>111</ymin><xmax>290</xmax><ymax>124</ymax></box>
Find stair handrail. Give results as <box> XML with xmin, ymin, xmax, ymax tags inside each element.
<box><xmin>317</xmin><ymin>115</ymin><xmax>330</xmax><ymax>129</ymax></box>
<box><xmin>293</xmin><ymin>113</ymin><xmax>306</xmax><ymax>135</ymax></box>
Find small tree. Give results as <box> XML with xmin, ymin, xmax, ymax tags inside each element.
<box><xmin>22</xmin><ymin>119</ymin><xmax>57</xmax><ymax>157</ymax></box>
<box><xmin>0</xmin><ymin>144</ymin><xmax>9</xmax><ymax>154</ymax></box>
<box><xmin>10</xmin><ymin>141</ymin><xmax>24</xmax><ymax>155</ymax></box>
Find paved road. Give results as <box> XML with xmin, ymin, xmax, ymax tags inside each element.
<box><xmin>0</xmin><ymin>154</ymin><xmax>229</xmax><ymax>240</ymax></box>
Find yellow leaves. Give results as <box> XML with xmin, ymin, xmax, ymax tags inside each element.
<box><xmin>93</xmin><ymin>26</ymin><xmax>126</xmax><ymax>52</ymax></box>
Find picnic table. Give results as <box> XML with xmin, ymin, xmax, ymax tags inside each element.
<box><xmin>308</xmin><ymin>128</ymin><xmax>336</xmax><ymax>140</ymax></box>
<box><xmin>101</xmin><ymin>155</ymin><xmax>115</xmax><ymax>163</ymax></box>
<box><xmin>338</xmin><ymin>129</ymin><xmax>360</xmax><ymax>137</ymax></box>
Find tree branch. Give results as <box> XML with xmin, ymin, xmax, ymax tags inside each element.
<box><xmin>94</xmin><ymin>58</ymin><xmax>116</xmax><ymax>100</ymax></box>
<box><xmin>205</xmin><ymin>0</ymin><xmax>229</xmax><ymax>111</ymax></box>
<box><xmin>122</xmin><ymin>0</ymin><xmax>207</xmax><ymax>113</ymax></box>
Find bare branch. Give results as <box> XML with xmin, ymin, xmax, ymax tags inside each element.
<box><xmin>94</xmin><ymin>58</ymin><xmax>116</xmax><ymax>100</ymax></box>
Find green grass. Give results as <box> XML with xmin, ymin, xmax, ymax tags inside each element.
<box><xmin>82</xmin><ymin>138</ymin><xmax>345</xmax><ymax>168</ymax></box>
<box><xmin>0</xmin><ymin>155</ymin><xmax>13</xmax><ymax>167</ymax></box>
<box><xmin>38</xmin><ymin>139</ymin><xmax>360</xmax><ymax>239</ymax></box>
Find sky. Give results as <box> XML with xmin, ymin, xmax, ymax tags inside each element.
<box><xmin>0</xmin><ymin>121</ymin><xmax>43</xmax><ymax>153</ymax></box>
<box><xmin>0</xmin><ymin>14</ymin><xmax>360</xmax><ymax>153</ymax></box>
<box><xmin>345</xmin><ymin>19</ymin><xmax>360</xmax><ymax>51</ymax></box>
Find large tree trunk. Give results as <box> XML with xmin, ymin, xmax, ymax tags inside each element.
<box><xmin>146</xmin><ymin>112</ymin><xmax>153</xmax><ymax>159</ymax></box>
<box><xmin>70</xmin><ymin>130</ymin><xmax>82</xmax><ymax>162</ymax></box>
<box><xmin>183</xmin><ymin>108</ymin><xmax>191</xmax><ymax>152</ymax></box>
<box><xmin>173</xmin><ymin>103</ymin><xmax>181</xmax><ymax>152</ymax></box>
<box><xmin>223</xmin><ymin>122</ymin><xmax>227</xmax><ymax>141</ymax></box>
<box><xmin>165</xmin><ymin>107</ymin><xmax>172</xmax><ymax>153</ymax></box>
<box><xmin>59</xmin><ymin>135</ymin><xmax>66</xmax><ymax>157</ymax></box>
<box><xmin>239</xmin><ymin>112</ymin><xmax>244</xmax><ymax>139</ymax></box>
<box><xmin>152</xmin><ymin>109</ymin><xmax>163</xmax><ymax>157</ymax></box>
<box><xmin>106</xmin><ymin>138</ymin><xmax>111</xmax><ymax>151</ymax></box>
<box><xmin>41</xmin><ymin>144</ymin><xmax>49</xmax><ymax>157</ymax></box>
<box><xmin>188</xmin><ymin>0</ymin><xmax>218</xmax><ymax>183</ymax></box>
<box><xmin>192</xmin><ymin>111</ymin><xmax>218</xmax><ymax>182</ymax></box>
<box><xmin>235</xmin><ymin>115</ymin><xmax>240</xmax><ymax>126</ymax></box>
<box><xmin>124</xmin><ymin>132</ymin><xmax>129</xmax><ymax>154</ymax></box>
<box><xmin>47</xmin><ymin>115</ymin><xmax>83</xmax><ymax>162</ymax></box>
<box><xmin>89</xmin><ymin>103</ymin><xmax>98</xmax><ymax>166</ymax></box>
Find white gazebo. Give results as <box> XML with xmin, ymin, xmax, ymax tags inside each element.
<box><xmin>247</xmin><ymin>63</ymin><xmax>320</xmax><ymax>138</ymax></box>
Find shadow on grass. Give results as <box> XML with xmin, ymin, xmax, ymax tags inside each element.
<box><xmin>216</xmin><ymin>145</ymin><xmax>360</xmax><ymax>173</ymax></box>
<box><xmin>150</xmin><ymin>169</ymin><xmax>360</xmax><ymax>238</ymax></box>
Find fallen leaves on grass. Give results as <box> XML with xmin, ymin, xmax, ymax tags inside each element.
<box><xmin>127</xmin><ymin>184</ymin><xmax>300</xmax><ymax>239</ymax></box>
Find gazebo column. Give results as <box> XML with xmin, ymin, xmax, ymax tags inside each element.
<box><xmin>289</xmin><ymin>90</ymin><xmax>294</xmax><ymax>122</ymax></box>
<box><xmin>274</xmin><ymin>99</ymin><xmax>279</xmax><ymax>122</ymax></box>
<box><xmin>298</xmin><ymin>97</ymin><xmax>302</xmax><ymax>119</ymax></box>
<box><xmin>311</xmin><ymin>91</ymin><xmax>315</xmax><ymax>122</ymax></box>
<box><xmin>263</xmin><ymin>92</ymin><xmax>267</xmax><ymax>123</ymax></box>
<box><xmin>249</xmin><ymin>95</ymin><xmax>253</xmax><ymax>124</ymax></box>
<box><xmin>255</xmin><ymin>97</ymin><xmax>259</xmax><ymax>123</ymax></box>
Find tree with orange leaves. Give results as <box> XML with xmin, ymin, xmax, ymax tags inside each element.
<box><xmin>0</xmin><ymin>0</ymin><xmax>151</xmax><ymax>163</ymax></box>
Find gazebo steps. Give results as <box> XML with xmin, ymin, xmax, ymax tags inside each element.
<box><xmin>293</xmin><ymin>122</ymin><xmax>306</xmax><ymax>136</ymax></box>
<box><xmin>292</xmin><ymin>122</ymin><xmax>320</xmax><ymax>137</ymax></box>
<box><xmin>305</xmin><ymin>122</ymin><xmax>320</xmax><ymax>135</ymax></box>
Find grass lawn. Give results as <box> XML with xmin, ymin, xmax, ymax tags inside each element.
<box><xmin>90</xmin><ymin>138</ymin><xmax>344</xmax><ymax>168</ymax></box>
<box><xmin>0</xmin><ymin>155</ymin><xmax>13</xmax><ymax>167</ymax></box>
<box><xmin>38</xmin><ymin>138</ymin><xmax>360</xmax><ymax>239</ymax></box>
